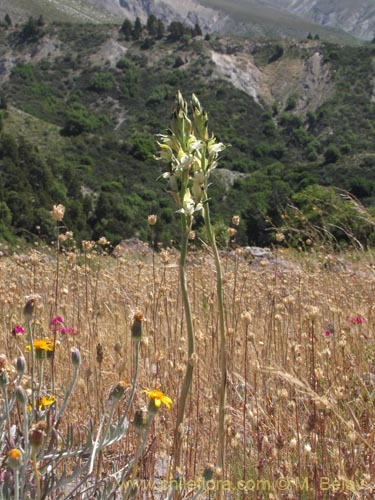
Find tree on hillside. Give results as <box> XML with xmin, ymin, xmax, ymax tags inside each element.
<box><xmin>192</xmin><ymin>22</ymin><xmax>202</xmax><ymax>37</ymax></box>
<box><xmin>4</xmin><ymin>14</ymin><xmax>12</xmax><ymax>29</ymax></box>
<box><xmin>120</xmin><ymin>18</ymin><xmax>133</xmax><ymax>40</ymax></box>
<box><xmin>156</xmin><ymin>19</ymin><xmax>165</xmax><ymax>39</ymax></box>
<box><xmin>132</xmin><ymin>17</ymin><xmax>142</xmax><ymax>40</ymax></box>
<box><xmin>168</xmin><ymin>21</ymin><xmax>185</xmax><ymax>41</ymax></box>
<box><xmin>19</xmin><ymin>16</ymin><xmax>44</xmax><ymax>42</ymax></box>
<box><xmin>146</xmin><ymin>14</ymin><xmax>158</xmax><ymax>36</ymax></box>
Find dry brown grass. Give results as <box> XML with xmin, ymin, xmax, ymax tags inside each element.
<box><xmin>1</xmin><ymin>243</ymin><xmax>375</xmax><ymax>498</ymax></box>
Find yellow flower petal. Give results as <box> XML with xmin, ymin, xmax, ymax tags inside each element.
<box><xmin>143</xmin><ymin>388</ymin><xmax>173</xmax><ymax>411</ymax></box>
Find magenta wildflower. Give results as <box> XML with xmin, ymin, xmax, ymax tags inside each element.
<box><xmin>12</xmin><ymin>325</ymin><xmax>25</xmax><ymax>336</ymax></box>
<box><xmin>324</xmin><ymin>330</ymin><xmax>331</xmax><ymax>337</ymax></box>
<box><xmin>346</xmin><ymin>315</ymin><xmax>365</xmax><ymax>325</ymax></box>
<box><xmin>51</xmin><ymin>316</ymin><xmax>64</xmax><ymax>325</ymax></box>
<box><xmin>60</xmin><ymin>326</ymin><xmax>79</xmax><ymax>335</ymax></box>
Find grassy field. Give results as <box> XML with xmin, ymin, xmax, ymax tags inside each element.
<box><xmin>1</xmin><ymin>234</ymin><xmax>375</xmax><ymax>498</ymax></box>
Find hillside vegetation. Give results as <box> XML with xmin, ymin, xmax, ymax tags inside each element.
<box><xmin>1</xmin><ymin>17</ymin><xmax>375</xmax><ymax>249</ymax></box>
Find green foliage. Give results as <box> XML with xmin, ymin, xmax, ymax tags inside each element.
<box><xmin>268</xmin><ymin>44</ymin><xmax>284</xmax><ymax>63</ymax></box>
<box><xmin>120</xmin><ymin>18</ymin><xmax>132</xmax><ymax>40</ymax></box>
<box><xmin>168</xmin><ymin>21</ymin><xmax>186</xmax><ymax>41</ymax></box>
<box><xmin>132</xmin><ymin>17</ymin><xmax>142</xmax><ymax>40</ymax></box>
<box><xmin>324</xmin><ymin>145</ymin><xmax>340</xmax><ymax>164</ymax></box>
<box><xmin>62</xmin><ymin>102</ymin><xmax>108</xmax><ymax>136</ymax></box>
<box><xmin>2</xmin><ymin>22</ymin><xmax>375</xmax><ymax>248</ymax></box>
<box><xmin>192</xmin><ymin>23</ymin><xmax>202</xmax><ymax>37</ymax></box>
<box><xmin>88</xmin><ymin>71</ymin><xmax>116</xmax><ymax>92</ymax></box>
<box><xmin>116</xmin><ymin>57</ymin><xmax>139</xmax><ymax>97</ymax></box>
<box><xmin>0</xmin><ymin>201</ymin><xmax>11</xmax><ymax>225</ymax></box>
<box><xmin>18</xmin><ymin>16</ymin><xmax>44</xmax><ymax>42</ymax></box>
<box><xmin>146</xmin><ymin>15</ymin><xmax>158</xmax><ymax>36</ymax></box>
<box><xmin>281</xmin><ymin>185</ymin><xmax>375</xmax><ymax>248</ymax></box>
<box><xmin>286</xmin><ymin>95</ymin><xmax>297</xmax><ymax>111</ymax></box>
<box><xmin>4</xmin><ymin>13</ymin><xmax>12</xmax><ymax>29</ymax></box>
<box><xmin>11</xmin><ymin>62</ymin><xmax>35</xmax><ymax>81</ymax></box>
<box><xmin>173</xmin><ymin>56</ymin><xmax>185</xmax><ymax>68</ymax></box>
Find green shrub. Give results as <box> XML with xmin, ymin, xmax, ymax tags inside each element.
<box><xmin>88</xmin><ymin>72</ymin><xmax>116</xmax><ymax>92</ymax></box>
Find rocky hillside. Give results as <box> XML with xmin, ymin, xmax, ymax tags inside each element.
<box><xmin>1</xmin><ymin>19</ymin><xmax>375</xmax><ymax>248</ymax></box>
<box><xmin>0</xmin><ymin>0</ymin><xmax>363</xmax><ymax>43</ymax></box>
<box><xmin>265</xmin><ymin>0</ymin><xmax>375</xmax><ymax>41</ymax></box>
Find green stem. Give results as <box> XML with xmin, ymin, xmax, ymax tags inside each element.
<box><xmin>52</xmin><ymin>224</ymin><xmax>61</xmax><ymax>394</ymax></box>
<box><xmin>14</xmin><ymin>469</ymin><xmax>20</xmax><ymax>500</ymax></box>
<box><xmin>54</xmin><ymin>363</ymin><xmax>79</xmax><ymax>425</ymax></box>
<box><xmin>88</xmin><ymin>398</ymin><xmax>117</xmax><ymax>475</ymax></box>
<box><xmin>174</xmin><ymin>214</ymin><xmax>195</xmax><ymax>473</ymax></box>
<box><xmin>202</xmin><ymin>193</ymin><xmax>226</xmax><ymax>498</ymax></box>
<box><xmin>2</xmin><ymin>386</ymin><xmax>11</xmax><ymax>443</ymax></box>
<box><xmin>27</xmin><ymin>321</ymin><xmax>35</xmax><ymax>418</ymax></box>
<box><xmin>126</xmin><ymin>413</ymin><xmax>155</xmax><ymax>498</ymax></box>
<box><xmin>119</xmin><ymin>339</ymin><xmax>140</xmax><ymax>428</ymax></box>
<box><xmin>36</xmin><ymin>358</ymin><xmax>44</xmax><ymax>416</ymax></box>
<box><xmin>20</xmin><ymin>402</ymin><xmax>29</xmax><ymax>493</ymax></box>
<box><xmin>32</xmin><ymin>449</ymin><xmax>41</xmax><ymax>500</ymax></box>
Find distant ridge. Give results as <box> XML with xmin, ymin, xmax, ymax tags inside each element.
<box><xmin>0</xmin><ymin>0</ymin><xmax>366</xmax><ymax>43</ymax></box>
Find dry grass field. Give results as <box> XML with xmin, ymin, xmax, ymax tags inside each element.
<box><xmin>1</xmin><ymin>238</ymin><xmax>375</xmax><ymax>499</ymax></box>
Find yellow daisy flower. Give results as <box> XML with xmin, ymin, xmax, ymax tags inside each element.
<box><xmin>26</xmin><ymin>338</ymin><xmax>55</xmax><ymax>352</ymax></box>
<box><xmin>26</xmin><ymin>394</ymin><xmax>56</xmax><ymax>412</ymax></box>
<box><xmin>143</xmin><ymin>389</ymin><xmax>172</xmax><ymax>411</ymax></box>
<box><xmin>39</xmin><ymin>395</ymin><xmax>55</xmax><ymax>409</ymax></box>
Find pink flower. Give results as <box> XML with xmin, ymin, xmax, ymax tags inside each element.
<box><xmin>51</xmin><ymin>316</ymin><xmax>64</xmax><ymax>325</ymax></box>
<box><xmin>12</xmin><ymin>325</ymin><xmax>25</xmax><ymax>335</ymax></box>
<box><xmin>346</xmin><ymin>315</ymin><xmax>365</xmax><ymax>325</ymax></box>
<box><xmin>60</xmin><ymin>327</ymin><xmax>79</xmax><ymax>335</ymax></box>
<box><xmin>324</xmin><ymin>330</ymin><xmax>331</xmax><ymax>337</ymax></box>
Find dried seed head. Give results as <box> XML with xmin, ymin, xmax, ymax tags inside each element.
<box><xmin>290</xmin><ymin>438</ymin><xmax>297</xmax><ymax>449</ymax></box>
<box><xmin>51</xmin><ymin>204</ymin><xmax>65</xmax><ymax>222</ymax></box>
<box><xmin>97</xmin><ymin>236</ymin><xmax>109</xmax><ymax>246</ymax></box>
<box><xmin>128</xmin><ymin>485</ymin><xmax>138</xmax><ymax>498</ymax></box>
<box><xmin>148</xmin><ymin>214</ymin><xmax>157</xmax><ymax>226</ymax></box>
<box><xmin>114</xmin><ymin>342</ymin><xmax>122</xmax><ymax>354</ymax></box>
<box><xmin>29</xmin><ymin>428</ymin><xmax>45</xmax><ymax>451</ymax></box>
<box><xmin>0</xmin><ymin>369</ymin><xmax>9</xmax><ymax>387</ymax></box>
<box><xmin>232</xmin><ymin>215</ymin><xmax>240</xmax><ymax>226</ymax></box>
<box><xmin>214</xmin><ymin>467</ymin><xmax>223</xmax><ymax>480</ymax></box>
<box><xmin>189</xmin><ymin>352</ymin><xmax>198</xmax><ymax>366</ymax></box>
<box><xmin>82</xmin><ymin>240</ymin><xmax>95</xmax><ymax>252</ymax></box>
<box><xmin>16</xmin><ymin>356</ymin><xmax>26</xmax><ymax>376</ymax></box>
<box><xmin>23</xmin><ymin>298</ymin><xmax>35</xmax><ymax>322</ymax></box>
<box><xmin>15</xmin><ymin>385</ymin><xmax>27</xmax><ymax>405</ymax></box>
<box><xmin>304</xmin><ymin>443</ymin><xmax>312</xmax><ymax>453</ymax></box>
<box><xmin>241</xmin><ymin>311</ymin><xmax>252</xmax><ymax>325</ymax></box>
<box><xmin>131</xmin><ymin>312</ymin><xmax>144</xmax><ymax>340</ymax></box>
<box><xmin>109</xmin><ymin>381</ymin><xmax>127</xmax><ymax>401</ymax></box>
<box><xmin>71</xmin><ymin>347</ymin><xmax>81</xmax><ymax>367</ymax></box>
<box><xmin>275</xmin><ymin>232</ymin><xmax>285</xmax><ymax>242</ymax></box>
<box><xmin>96</xmin><ymin>343</ymin><xmax>104</xmax><ymax>364</ymax></box>
<box><xmin>202</xmin><ymin>463</ymin><xmax>214</xmax><ymax>481</ymax></box>
<box><xmin>134</xmin><ymin>408</ymin><xmax>148</xmax><ymax>429</ymax></box>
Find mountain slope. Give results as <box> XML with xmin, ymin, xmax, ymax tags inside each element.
<box><xmin>0</xmin><ymin>0</ymin><xmax>362</xmax><ymax>43</ymax></box>
<box><xmin>263</xmin><ymin>0</ymin><xmax>375</xmax><ymax>41</ymax></box>
<box><xmin>200</xmin><ymin>0</ymin><xmax>357</xmax><ymax>41</ymax></box>
<box><xmin>1</xmin><ymin>21</ymin><xmax>375</xmax><ymax>247</ymax></box>
<box><xmin>0</xmin><ymin>0</ymin><xmax>117</xmax><ymax>24</ymax></box>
